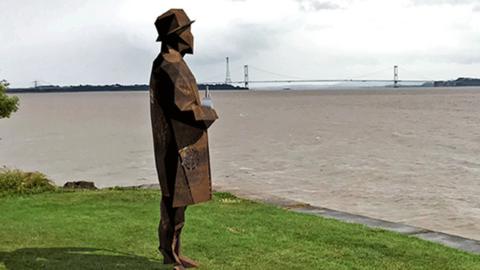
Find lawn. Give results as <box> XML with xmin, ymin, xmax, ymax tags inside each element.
<box><xmin>0</xmin><ymin>189</ymin><xmax>479</xmax><ymax>270</ymax></box>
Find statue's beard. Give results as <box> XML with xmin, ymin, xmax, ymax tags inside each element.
<box><xmin>178</xmin><ymin>33</ymin><xmax>194</xmax><ymax>55</ymax></box>
<box><xmin>161</xmin><ymin>34</ymin><xmax>194</xmax><ymax>55</ymax></box>
<box><xmin>178</xmin><ymin>41</ymin><xmax>193</xmax><ymax>55</ymax></box>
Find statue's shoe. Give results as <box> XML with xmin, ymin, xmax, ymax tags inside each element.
<box><xmin>179</xmin><ymin>256</ymin><xmax>199</xmax><ymax>268</ymax></box>
<box><xmin>173</xmin><ymin>264</ymin><xmax>186</xmax><ymax>270</ymax></box>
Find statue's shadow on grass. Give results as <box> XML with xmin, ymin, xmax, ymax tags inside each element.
<box><xmin>0</xmin><ymin>247</ymin><xmax>169</xmax><ymax>270</ymax></box>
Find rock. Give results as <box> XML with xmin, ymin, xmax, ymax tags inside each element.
<box><xmin>63</xmin><ymin>181</ymin><xmax>97</xmax><ymax>190</ymax></box>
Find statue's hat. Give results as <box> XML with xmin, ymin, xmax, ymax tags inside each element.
<box><xmin>155</xmin><ymin>9</ymin><xmax>195</xmax><ymax>42</ymax></box>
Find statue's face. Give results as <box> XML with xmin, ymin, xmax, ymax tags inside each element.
<box><xmin>178</xmin><ymin>27</ymin><xmax>194</xmax><ymax>55</ymax></box>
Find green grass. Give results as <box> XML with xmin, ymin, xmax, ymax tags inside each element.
<box><xmin>0</xmin><ymin>190</ymin><xmax>479</xmax><ymax>269</ymax></box>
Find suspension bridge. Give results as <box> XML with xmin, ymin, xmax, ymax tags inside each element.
<box><xmin>201</xmin><ymin>57</ymin><xmax>435</xmax><ymax>89</ymax></box>
<box><xmin>26</xmin><ymin>58</ymin><xmax>436</xmax><ymax>90</ymax></box>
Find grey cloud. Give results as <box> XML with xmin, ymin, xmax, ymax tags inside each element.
<box><xmin>412</xmin><ymin>0</ymin><xmax>477</xmax><ymax>5</ymax></box>
<box><xmin>312</xmin><ymin>2</ymin><xmax>341</xmax><ymax>10</ymax></box>
<box><xmin>446</xmin><ymin>35</ymin><xmax>480</xmax><ymax>64</ymax></box>
<box><xmin>193</xmin><ymin>23</ymin><xmax>281</xmax><ymax>66</ymax></box>
<box><xmin>406</xmin><ymin>35</ymin><xmax>480</xmax><ymax>65</ymax></box>
<box><xmin>417</xmin><ymin>52</ymin><xmax>480</xmax><ymax>65</ymax></box>
<box><xmin>2</xmin><ymin>0</ymin><xmax>479</xmax><ymax>86</ymax></box>
<box><xmin>190</xmin><ymin>21</ymin><xmax>295</xmax><ymax>82</ymax></box>
<box><xmin>296</xmin><ymin>0</ymin><xmax>342</xmax><ymax>11</ymax></box>
<box><xmin>304</xmin><ymin>24</ymin><xmax>333</xmax><ymax>31</ymax></box>
<box><xmin>2</xmin><ymin>29</ymin><xmax>155</xmax><ymax>87</ymax></box>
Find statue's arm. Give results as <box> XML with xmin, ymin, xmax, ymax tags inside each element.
<box><xmin>155</xmin><ymin>56</ymin><xmax>218</xmax><ymax>129</ymax></box>
<box><xmin>192</xmin><ymin>104</ymin><xmax>218</xmax><ymax>129</ymax></box>
<box><xmin>174</xmin><ymin>63</ymin><xmax>218</xmax><ymax>128</ymax></box>
<box><xmin>173</xmin><ymin>82</ymin><xmax>218</xmax><ymax>129</ymax></box>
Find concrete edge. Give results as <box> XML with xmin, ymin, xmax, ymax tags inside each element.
<box><xmin>124</xmin><ymin>183</ymin><xmax>480</xmax><ymax>254</ymax></box>
<box><xmin>292</xmin><ymin>207</ymin><xmax>480</xmax><ymax>254</ymax></box>
<box><xmin>212</xmin><ymin>186</ymin><xmax>480</xmax><ymax>255</ymax></box>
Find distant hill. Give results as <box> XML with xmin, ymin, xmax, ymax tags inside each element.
<box><xmin>7</xmin><ymin>83</ymin><xmax>248</xmax><ymax>93</ymax></box>
<box><xmin>433</xmin><ymin>78</ymin><xmax>480</xmax><ymax>87</ymax></box>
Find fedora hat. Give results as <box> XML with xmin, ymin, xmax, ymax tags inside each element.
<box><xmin>155</xmin><ymin>9</ymin><xmax>195</xmax><ymax>42</ymax></box>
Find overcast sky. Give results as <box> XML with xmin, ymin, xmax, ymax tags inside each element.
<box><xmin>1</xmin><ymin>0</ymin><xmax>479</xmax><ymax>87</ymax></box>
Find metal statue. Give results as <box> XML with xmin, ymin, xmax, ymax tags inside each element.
<box><xmin>149</xmin><ymin>9</ymin><xmax>218</xmax><ymax>270</ymax></box>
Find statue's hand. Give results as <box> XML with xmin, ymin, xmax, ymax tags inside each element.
<box><xmin>192</xmin><ymin>105</ymin><xmax>218</xmax><ymax>129</ymax></box>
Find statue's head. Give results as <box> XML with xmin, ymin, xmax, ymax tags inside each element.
<box><xmin>155</xmin><ymin>9</ymin><xmax>195</xmax><ymax>55</ymax></box>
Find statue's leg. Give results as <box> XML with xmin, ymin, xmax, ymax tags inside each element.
<box><xmin>159</xmin><ymin>195</ymin><xmax>178</xmax><ymax>265</ymax></box>
<box><xmin>172</xmin><ymin>207</ymin><xmax>199</xmax><ymax>268</ymax></box>
<box><xmin>159</xmin><ymin>196</ymin><xmax>198</xmax><ymax>268</ymax></box>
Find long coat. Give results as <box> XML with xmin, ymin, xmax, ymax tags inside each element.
<box><xmin>150</xmin><ymin>48</ymin><xmax>218</xmax><ymax>208</ymax></box>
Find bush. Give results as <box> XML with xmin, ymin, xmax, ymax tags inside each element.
<box><xmin>0</xmin><ymin>80</ymin><xmax>19</xmax><ymax>119</ymax></box>
<box><xmin>0</xmin><ymin>167</ymin><xmax>57</xmax><ymax>195</ymax></box>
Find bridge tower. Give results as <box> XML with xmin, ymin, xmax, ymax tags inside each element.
<box><xmin>225</xmin><ymin>57</ymin><xmax>232</xmax><ymax>84</ymax></box>
<box><xmin>393</xmin><ymin>65</ymin><xmax>399</xmax><ymax>88</ymax></box>
<box><xmin>244</xmin><ymin>65</ymin><xmax>249</xmax><ymax>89</ymax></box>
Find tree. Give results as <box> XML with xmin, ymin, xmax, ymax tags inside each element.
<box><xmin>0</xmin><ymin>80</ymin><xmax>19</xmax><ymax>119</ymax></box>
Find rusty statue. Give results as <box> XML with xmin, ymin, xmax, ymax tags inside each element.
<box><xmin>149</xmin><ymin>8</ymin><xmax>218</xmax><ymax>270</ymax></box>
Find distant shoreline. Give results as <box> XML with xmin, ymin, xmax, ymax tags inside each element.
<box><xmin>7</xmin><ymin>83</ymin><xmax>248</xmax><ymax>93</ymax></box>
<box><xmin>7</xmin><ymin>77</ymin><xmax>480</xmax><ymax>93</ymax></box>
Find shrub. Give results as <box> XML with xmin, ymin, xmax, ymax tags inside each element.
<box><xmin>0</xmin><ymin>80</ymin><xmax>19</xmax><ymax>119</ymax></box>
<box><xmin>0</xmin><ymin>167</ymin><xmax>56</xmax><ymax>195</ymax></box>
